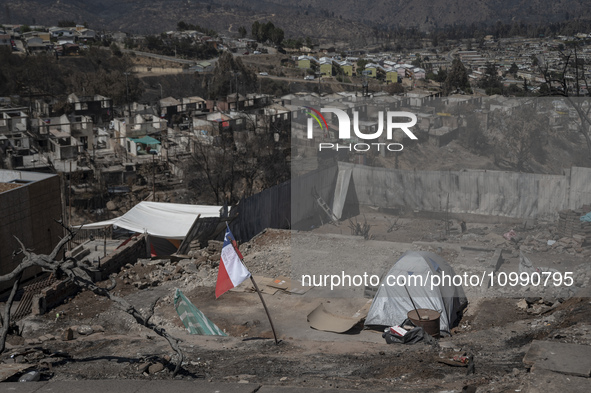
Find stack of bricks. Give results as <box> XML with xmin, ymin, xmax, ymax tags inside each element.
<box><xmin>557</xmin><ymin>205</ymin><xmax>591</xmax><ymax>242</ymax></box>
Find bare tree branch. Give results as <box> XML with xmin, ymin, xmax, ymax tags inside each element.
<box><xmin>0</xmin><ymin>226</ymin><xmax>185</xmax><ymax>376</ymax></box>
<box><xmin>538</xmin><ymin>48</ymin><xmax>591</xmax><ymax>160</ymax></box>
<box><xmin>61</xmin><ymin>270</ymin><xmax>184</xmax><ymax>375</ymax></box>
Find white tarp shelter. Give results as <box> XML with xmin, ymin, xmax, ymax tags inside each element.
<box><xmin>80</xmin><ymin>201</ymin><xmax>222</xmax><ymax>239</ymax></box>
<box><xmin>365</xmin><ymin>251</ymin><xmax>467</xmax><ymax>334</ymax></box>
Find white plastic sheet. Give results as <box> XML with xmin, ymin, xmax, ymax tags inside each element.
<box><xmin>78</xmin><ymin>201</ymin><xmax>222</xmax><ymax>239</ymax></box>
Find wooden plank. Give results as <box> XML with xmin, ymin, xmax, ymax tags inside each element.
<box><xmin>0</xmin><ymin>364</ymin><xmax>30</xmax><ymax>382</ymax></box>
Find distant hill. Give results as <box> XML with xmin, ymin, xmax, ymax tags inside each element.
<box><xmin>3</xmin><ymin>0</ymin><xmax>591</xmax><ymax>40</ymax></box>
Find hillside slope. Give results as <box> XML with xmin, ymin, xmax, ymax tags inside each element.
<box><xmin>3</xmin><ymin>0</ymin><xmax>590</xmax><ymax>39</ymax></box>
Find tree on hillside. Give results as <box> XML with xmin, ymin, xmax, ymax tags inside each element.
<box><xmin>478</xmin><ymin>62</ymin><xmax>503</xmax><ymax>95</ymax></box>
<box><xmin>251</xmin><ymin>21</ymin><xmax>261</xmax><ymax>40</ymax></box>
<box><xmin>238</xmin><ymin>26</ymin><xmax>247</xmax><ymax>38</ymax></box>
<box><xmin>66</xmin><ymin>48</ymin><xmax>143</xmax><ymax>106</ymax></box>
<box><xmin>251</xmin><ymin>21</ymin><xmax>284</xmax><ymax>45</ymax></box>
<box><xmin>176</xmin><ymin>20</ymin><xmax>216</xmax><ymax>36</ymax></box>
<box><xmin>508</xmin><ymin>62</ymin><xmax>519</xmax><ymax>76</ymax></box>
<box><xmin>186</xmin><ymin>115</ymin><xmax>290</xmax><ymax>204</ymax></box>
<box><xmin>489</xmin><ymin>100</ymin><xmax>548</xmax><ymax>171</ymax></box>
<box><xmin>0</xmin><ymin>47</ymin><xmax>66</xmax><ymax>97</ymax></box>
<box><xmin>457</xmin><ymin>111</ymin><xmax>488</xmax><ymax>154</ymax></box>
<box><xmin>261</xmin><ymin>22</ymin><xmax>275</xmax><ymax>42</ymax></box>
<box><xmin>538</xmin><ymin>42</ymin><xmax>591</xmax><ymax>162</ymax></box>
<box><xmin>270</xmin><ymin>27</ymin><xmax>285</xmax><ymax>46</ymax></box>
<box><xmin>384</xmin><ymin>82</ymin><xmax>404</xmax><ymax>94</ymax></box>
<box><xmin>209</xmin><ymin>51</ymin><xmax>257</xmax><ymax>99</ymax></box>
<box><xmin>58</xmin><ymin>20</ymin><xmax>77</xmax><ymax>27</ymax></box>
<box><xmin>357</xmin><ymin>59</ymin><xmax>368</xmax><ymax>72</ymax></box>
<box><xmin>443</xmin><ymin>58</ymin><xmax>471</xmax><ymax>94</ymax></box>
<box><xmin>189</xmin><ymin>138</ymin><xmax>239</xmax><ymax>205</ymax></box>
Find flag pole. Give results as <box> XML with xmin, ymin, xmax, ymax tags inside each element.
<box><xmin>249</xmin><ymin>275</ymin><xmax>280</xmax><ymax>345</ymax></box>
<box><xmin>229</xmin><ymin>240</ymin><xmax>279</xmax><ymax>345</ymax></box>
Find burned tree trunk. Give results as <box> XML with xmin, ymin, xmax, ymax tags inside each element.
<box><xmin>0</xmin><ymin>272</ymin><xmax>21</xmax><ymax>354</ymax></box>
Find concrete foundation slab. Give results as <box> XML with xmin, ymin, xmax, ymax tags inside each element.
<box><xmin>523</xmin><ymin>340</ymin><xmax>591</xmax><ymax>377</ymax></box>
<box><xmin>0</xmin><ymin>381</ymin><xmax>261</xmax><ymax>393</ymax></box>
<box><xmin>525</xmin><ymin>368</ymin><xmax>591</xmax><ymax>393</ymax></box>
<box><xmin>0</xmin><ymin>364</ymin><xmax>31</xmax><ymax>382</ymax></box>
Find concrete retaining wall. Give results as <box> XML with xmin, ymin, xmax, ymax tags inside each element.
<box><xmin>132</xmin><ymin>66</ymin><xmax>183</xmax><ymax>74</ymax></box>
<box><xmin>342</xmin><ymin>162</ymin><xmax>591</xmax><ymax>221</ymax></box>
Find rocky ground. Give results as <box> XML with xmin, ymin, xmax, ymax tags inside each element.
<box><xmin>1</xmin><ymin>217</ymin><xmax>590</xmax><ymax>392</ymax></box>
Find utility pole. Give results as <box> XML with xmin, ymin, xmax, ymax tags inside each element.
<box><xmin>316</xmin><ymin>71</ymin><xmax>322</xmax><ymax>107</ymax></box>
<box><xmin>233</xmin><ymin>71</ymin><xmax>241</xmax><ymax>111</ymax></box>
<box><xmin>152</xmin><ymin>152</ymin><xmax>156</xmax><ymax>201</ymax></box>
<box><xmin>124</xmin><ymin>72</ymin><xmax>130</xmax><ymax>115</ymax></box>
<box><xmin>68</xmin><ymin>160</ymin><xmax>72</xmax><ymax>251</ymax></box>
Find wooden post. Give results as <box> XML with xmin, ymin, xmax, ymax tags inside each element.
<box><xmin>446</xmin><ymin>192</ymin><xmax>450</xmax><ymax>236</ymax></box>
<box><xmin>176</xmin><ymin>214</ymin><xmax>201</xmax><ymax>255</ymax></box>
<box><xmin>152</xmin><ymin>153</ymin><xmax>156</xmax><ymax>201</ymax></box>
<box><xmin>404</xmin><ymin>285</ymin><xmax>421</xmax><ymax>320</ymax></box>
<box><xmin>68</xmin><ymin>160</ymin><xmax>72</xmax><ymax>251</ymax></box>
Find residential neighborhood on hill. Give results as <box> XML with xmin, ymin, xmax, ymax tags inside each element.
<box><xmin>1</xmin><ymin>8</ymin><xmax>591</xmax><ymax>393</ymax></box>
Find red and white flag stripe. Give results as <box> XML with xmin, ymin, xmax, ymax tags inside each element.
<box><xmin>215</xmin><ymin>228</ymin><xmax>250</xmax><ymax>298</ymax></box>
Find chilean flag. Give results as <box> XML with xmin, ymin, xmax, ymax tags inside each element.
<box><xmin>215</xmin><ymin>228</ymin><xmax>251</xmax><ymax>298</ymax></box>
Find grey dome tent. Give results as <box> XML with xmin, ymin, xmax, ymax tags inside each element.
<box><xmin>365</xmin><ymin>251</ymin><xmax>467</xmax><ymax>334</ymax></box>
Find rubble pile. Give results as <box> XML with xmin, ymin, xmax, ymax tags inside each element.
<box><xmin>519</xmin><ymin>233</ymin><xmax>591</xmax><ymax>255</ymax></box>
<box><xmin>557</xmin><ymin>207</ymin><xmax>591</xmax><ymax>239</ymax></box>
<box><xmin>118</xmin><ymin>259</ymin><xmax>218</xmax><ymax>291</ymax></box>
<box><xmin>115</xmin><ymin>229</ymin><xmax>292</xmax><ymax>292</ymax></box>
<box><xmin>513</xmin><ymin>219</ymin><xmax>591</xmax><ymax>255</ymax></box>
<box><xmin>516</xmin><ymin>297</ymin><xmax>562</xmax><ymax>315</ymax></box>
<box><xmin>188</xmin><ymin>229</ymin><xmax>291</xmax><ymax>278</ymax></box>
<box><xmin>548</xmin><ymin>236</ymin><xmax>591</xmax><ymax>255</ymax></box>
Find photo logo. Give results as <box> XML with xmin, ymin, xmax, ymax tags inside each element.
<box><xmin>304</xmin><ymin>106</ymin><xmax>328</xmax><ymax>132</ymax></box>
<box><xmin>305</xmin><ymin>107</ymin><xmax>418</xmax><ymax>152</ymax></box>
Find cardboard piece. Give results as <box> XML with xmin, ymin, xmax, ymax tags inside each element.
<box><xmin>307</xmin><ymin>302</ymin><xmax>370</xmax><ymax>333</ymax></box>
<box><xmin>229</xmin><ymin>276</ymin><xmax>279</xmax><ymax>295</ymax></box>
<box><xmin>268</xmin><ymin>276</ymin><xmax>290</xmax><ymax>290</ymax></box>
<box><xmin>286</xmin><ymin>283</ymin><xmax>314</xmax><ymax>295</ymax></box>
<box><xmin>229</xmin><ymin>275</ymin><xmax>313</xmax><ymax>295</ymax></box>
<box><xmin>523</xmin><ymin>340</ymin><xmax>591</xmax><ymax>377</ymax></box>
<box><xmin>351</xmin><ymin>299</ymin><xmax>372</xmax><ymax>318</ymax></box>
<box><xmin>254</xmin><ymin>276</ymin><xmax>280</xmax><ymax>295</ymax></box>
<box><xmin>269</xmin><ymin>275</ymin><xmax>314</xmax><ymax>295</ymax></box>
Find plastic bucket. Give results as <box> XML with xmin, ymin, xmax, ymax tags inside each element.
<box><xmin>407</xmin><ymin>308</ymin><xmax>441</xmax><ymax>338</ymax></box>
